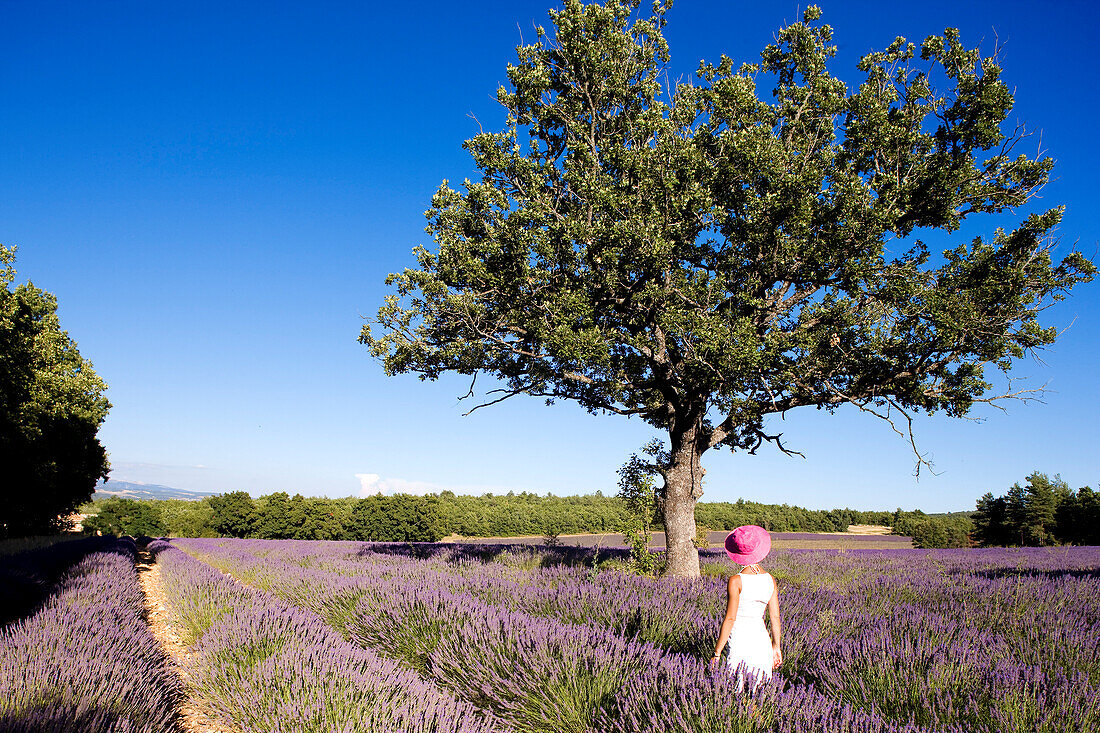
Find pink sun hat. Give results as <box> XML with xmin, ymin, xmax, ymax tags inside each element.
<box><xmin>724</xmin><ymin>525</ymin><xmax>772</xmax><ymax>565</ymax></box>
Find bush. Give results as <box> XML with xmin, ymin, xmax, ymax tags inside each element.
<box><xmin>83</xmin><ymin>498</ymin><xmax>165</xmax><ymax>537</ymax></box>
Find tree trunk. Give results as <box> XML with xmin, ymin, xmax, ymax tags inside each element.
<box><xmin>661</xmin><ymin>423</ymin><xmax>705</xmax><ymax>578</ymax></box>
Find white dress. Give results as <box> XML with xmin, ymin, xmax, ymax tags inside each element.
<box><xmin>725</xmin><ymin>571</ymin><xmax>775</xmax><ymax>689</ymax></box>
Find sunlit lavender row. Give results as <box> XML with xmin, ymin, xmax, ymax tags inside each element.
<box><xmin>0</xmin><ymin>537</ymin><xmax>179</xmax><ymax>733</ymax></box>
<box><xmin>149</xmin><ymin>539</ymin><xmax>505</xmax><ymax>733</ymax></box>
<box><xmin>174</xmin><ymin>538</ymin><xmax>1100</xmax><ymax>733</ymax></box>
<box><xmin>176</xmin><ymin>539</ymin><xmax>829</xmax><ymax>733</ymax></box>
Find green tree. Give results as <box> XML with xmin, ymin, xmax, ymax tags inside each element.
<box><xmin>208</xmin><ymin>491</ymin><xmax>258</xmax><ymax>538</ymax></box>
<box><xmin>891</xmin><ymin>511</ymin><xmax>971</xmax><ymax>548</ymax></box>
<box><xmin>974</xmin><ymin>472</ymin><xmax>1086</xmax><ymax>547</ymax></box>
<box><xmin>296</xmin><ymin>497</ymin><xmax>352</xmax><ymax>541</ymax></box>
<box><xmin>1082</xmin><ymin>488</ymin><xmax>1100</xmax><ymax>544</ymax></box>
<box><xmin>286</xmin><ymin>493</ymin><xmax>311</xmax><ymax>538</ymax></box>
<box><xmin>617</xmin><ymin>443</ymin><xmax>662</xmax><ymax>573</ymax></box>
<box><xmin>0</xmin><ymin>246</ymin><xmax>111</xmax><ymax>537</ymax></box>
<box><xmin>158</xmin><ymin>499</ymin><xmax>217</xmax><ymax>538</ymax></box>
<box><xmin>1022</xmin><ymin>472</ymin><xmax>1064</xmax><ymax>546</ymax></box>
<box><xmin>83</xmin><ymin>498</ymin><xmax>166</xmax><ymax>537</ymax></box>
<box><xmin>255</xmin><ymin>491</ymin><xmax>294</xmax><ymax>539</ymax></box>
<box><xmin>972</xmin><ymin>491</ymin><xmax>1009</xmax><ymax>546</ymax></box>
<box><xmin>349</xmin><ymin>495</ymin><xmax>445</xmax><ymax>542</ymax></box>
<box><xmin>1004</xmin><ymin>481</ymin><xmax>1029</xmax><ymax>546</ymax></box>
<box><xmin>1058</xmin><ymin>486</ymin><xmax>1099</xmax><ymax>545</ymax></box>
<box><xmin>362</xmin><ymin>1</ymin><xmax>1094</xmax><ymax>576</ymax></box>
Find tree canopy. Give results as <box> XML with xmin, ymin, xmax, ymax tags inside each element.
<box><xmin>363</xmin><ymin>1</ymin><xmax>1094</xmax><ymax>576</ymax></box>
<box><xmin>139</xmin><ymin>490</ymin><xmax>908</xmax><ymax>540</ymax></box>
<box><xmin>972</xmin><ymin>472</ymin><xmax>1097</xmax><ymax>547</ymax></box>
<box><xmin>83</xmin><ymin>497</ymin><xmax>166</xmax><ymax>538</ymax></box>
<box><xmin>208</xmin><ymin>491</ymin><xmax>259</xmax><ymax>538</ymax></box>
<box><xmin>1</xmin><ymin>245</ymin><xmax>111</xmax><ymax>537</ymax></box>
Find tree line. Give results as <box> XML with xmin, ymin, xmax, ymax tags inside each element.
<box><xmin>972</xmin><ymin>472</ymin><xmax>1099</xmax><ymax>547</ymax></box>
<box><xmin>86</xmin><ymin>491</ymin><xmax>906</xmax><ymax>542</ymax></box>
<box><xmin>83</xmin><ymin>471</ymin><xmax>1092</xmax><ymax>549</ymax></box>
<box><xmin>697</xmin><ymin>501</ymin><xmax>882</xmax><ymax>533</ymax></box>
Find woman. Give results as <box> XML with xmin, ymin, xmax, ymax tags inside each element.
<box><xmin>710</xmin><ymin>524</ymin><xmax>782</xmax><ymax>690</ymax></box>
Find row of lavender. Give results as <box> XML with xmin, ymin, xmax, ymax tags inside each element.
<box><xmin>1</xmin><ymin>535</ymin><xmax>118</xmax><ymax>626</ymax></box>
<box><xmin>175</xmin><ymin>538</ymin><xmax>813</xmax><ymax>733</ymax></box>
<box><xmin>175</xmin><ymin>538</ymin><xmax>1097</xmax><ymax>733</ymax></box>
<box><xmin>0</xmin><ymin>537</ymin><xmax>178</xmax><ymax>733</ymax></box>
<box><xmin>148</xmin><ymin>539</ymin><xmax>504</xmax><ymax>732</ymax></box>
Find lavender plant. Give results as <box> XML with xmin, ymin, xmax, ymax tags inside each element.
<box><xmin>0</xmin><ymin>538</ymin><xmax>180</xmax><ymax>733</ymax></box>
<box><xmin>175</xmin><ymin>538</ymin><xmax>1100</xmax><ymax>733</ymax></box>
<box><xmin>151</xmin><ymin>540</ymin><xmax>505</xmax><ymax>733</ymax></box>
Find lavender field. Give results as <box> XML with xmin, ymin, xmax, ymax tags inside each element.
<box><xmin>2</xmin><ymin>538</ymin><xmax>1097</xmax><ymax>732</ymax></box>
<box><xmin>0</xmin><ymin>537</ymin><xmax>178</xmax><ymax>732</ymax></box>
<box><xmin>164</xmin><ymin>539</ymin><xmax>1097</xmax><ymax>733</ymax></box>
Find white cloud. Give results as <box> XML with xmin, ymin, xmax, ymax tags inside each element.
<box><xmin>355</xmin><ymin>473</ymin><xmax>381</xmax><ymax>494</ymax></box>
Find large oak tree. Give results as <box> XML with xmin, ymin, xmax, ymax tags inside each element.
<box><xmin>363</xmin><ymin>1</ymin><xmax>1094</xmax><ymax>576</ymax></box>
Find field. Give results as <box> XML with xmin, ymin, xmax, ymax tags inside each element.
<box><xmin>1</xmin><ymin>538</ymin><xmax>1097</xmax><ymax>733</ymax></box>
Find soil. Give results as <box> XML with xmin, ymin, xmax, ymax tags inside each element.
<box><xmin>840</xmin><ymin>524</ymin><xmax>893</xmax><ymax>535</ymax></box>
<box><xmin>136</xmin><ymin>550</ymin><xmax>241</xmax><ymax>733</ymax></box>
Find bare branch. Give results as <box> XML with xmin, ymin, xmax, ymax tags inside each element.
<box><xmin>748</xmin><ymin>429</ymin><xmax>806</xmax><ymax>459</ymax></box>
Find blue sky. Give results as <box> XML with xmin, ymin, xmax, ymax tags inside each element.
<box><xmin>3</xmin><ymin>0</ymin><xmax>1097</xmax><ymax>511</ymax></box>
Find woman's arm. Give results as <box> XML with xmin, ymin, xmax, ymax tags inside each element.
<box><xmin>710</xmin><ymin>574</ymin><xmax>741</xmax><ymax>668</ymax></box>
<box><xmin>767</xmin><ymin>577</ymin><xmax>783</xmax><ymax>669</ymax></box>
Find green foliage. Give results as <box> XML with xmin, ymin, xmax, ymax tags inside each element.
<box><xmin>91</xmin><ymin>489</ymin><xmax>950</xmax><ymax>544</ymax></box>
<box><xmin>362</xmin><ymin>0</ymin><xmax>1094</xmax><ymax>576</ymax></box>
<box><xmin>622</xmin><ymin>518</ymin><xmax>662</xmax><ymax>576</ymax></box>
<box><xmin>0</xmin><ymin>245</ymin><xmax>111</xmax><ymax>538</ymax></box>
<box><xmin>254</xmin><ymin>491</ymin><xmax>295</xmax><ymax>539</ymax></box>
<box><xmin>208</xmin><ymin>491</ymin><xmax>259</xmax><ymax>538</ymax></box>
<box><xmin>349</xmin><ymin>494</ymin><xmax>445</xmax><ymax>542</ymax></box>
<box><xmin>693</xmin><ymin>523</ymin><xmax>712</xmax><ymax>549</ymax></box>
<box><xmin>891</xmin><ymin>510</ymin><xmax>973</xmax><ymax>548</ymax></box>
<box><xmin>292</xmin><ymin>495</ymin><xmax>356</xmax><ymax>541</ymax></box>
<box><xmin>72</xmin><ymin>471</ymin><xmax>1098</xmax><ymax>549</ymax></box>
<box><xmin>972</xmin><ymin>493</ymin><xmax>1010</xmax><ymax>546</ymax></box>
<box><xmin>434</xmin><ymin>491</ymin><xmax>630</xmax><ymax>537</ymax></box>
<box><xmin>83</xmin><ymin>497</ymin><xmax>166</xmax><ymax>537</ymax></box>
<box><xmin>154</xmin><ymin>499</ymin><xmax>217</xmax><ymax>538</ymax></box>
<box><xmin>972</xmin><ymin>472</ymin><xmax>1098</xmax><ymax>546</ymax></box>
<box><xmin>617</xmin><ymin>446</ymin><xmax>662</xmax><ymax>573</ymax></box>
<box><xmin>617</xmin><ymin>444</ymin><xmax>662</xmax><ymax>519</ymax></box>
<box><xmin>696</xmin><ymin>500</ymin><xmax>866</xmax><ymax>533</ymax></box>
<box><xmin>1055</xmin><ymin>486</ymin><xmax>1100</xmax><ymax>546</ymax></box>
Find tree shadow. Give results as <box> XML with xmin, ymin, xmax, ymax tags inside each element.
<box><xmin>0</xmin><ymin>535</ymin><xmax>124</xmax><ymax>628</ymax></box>
<box><xmin>970</xmin><ymin>567</ymin><xmax>1100</xmax><ymax>581</ymax></box>
<box><xmin>354</xmin><ymin>541</ymin><xmax>631</xmax><ymax>568</ymax></box>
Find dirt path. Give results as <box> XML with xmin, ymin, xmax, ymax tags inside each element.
<box><xmin>136</xmin><ymin>550</ymin><xmax>241</xmax><ymax>733</ymax></box>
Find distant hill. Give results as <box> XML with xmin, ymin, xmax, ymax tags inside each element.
<box><xmin>93</xmin><ymin>480</ymin><xmax>218</xmax><ymax>501</ymax></box>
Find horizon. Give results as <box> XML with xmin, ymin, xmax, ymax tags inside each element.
<box><xmin>6</xmin><ymin>0</ymin><xmax>1098</xmax><ymax>514</ymax></box>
